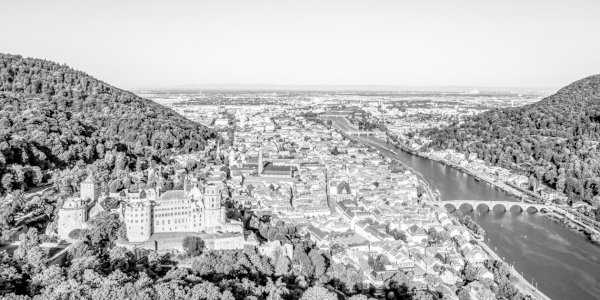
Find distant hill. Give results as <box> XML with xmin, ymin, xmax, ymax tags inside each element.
<box><xmin>125</xmin><ymin>83</ymin><xmax>556</xmax><ymax>93</ymax></box>
<box><xmin>0</xmin><ymin>53</ymin><xmax>214</xmax><ymax>194</ymax></box>
<box><xmin>423</xmin><ymin>74</ymin><xmax>600</xmax><ymax>204</ymax></box>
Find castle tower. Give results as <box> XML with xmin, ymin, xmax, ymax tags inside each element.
<box><xmin>57</xmin><ymin>198</ymin><xmax>89</xmax><ymax>240</ymax></box>
<box><xmin>203</xmin><ymin>185</ymin><xmax>222</xmax><ymax>228</ymax></box>
<box><xmin>81</xmin><ymin>174</ymin><xmax>99</xmax><ymax>201</ymax></box>
<box><xmin>258</xmin><ymin>148</ymin><xmax>264</xmax><ymax>176</ymax></box>
<box><xmin>125</xmin><ymin>200</ymin><xmax>152</xmax><ymax>243</ymax></box>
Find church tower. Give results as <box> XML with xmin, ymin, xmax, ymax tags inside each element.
<box><xmin>81</xmin><ymin>174</ymin><xmax>99</xmax><ymax>201</ymax></box>
<box><xmin>258</xmin><ymin>148</ymin><xmax>264</xmax><ymax>176</ymax></box>
<box><xmin>229</xmin><ymin>151</ymin><xmax>236</xmax><ymax>167</ymax></box>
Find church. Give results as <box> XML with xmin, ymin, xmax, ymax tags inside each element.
<box><xmin>240</xmin><ymin>148</ymin><xmax>298</xmax><ymax>184</ymax></box>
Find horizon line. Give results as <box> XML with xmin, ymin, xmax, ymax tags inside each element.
<box><xmin>122</xmin><ymin>83</ymin><xmax>557</xmax><ymax>92</ymax></box>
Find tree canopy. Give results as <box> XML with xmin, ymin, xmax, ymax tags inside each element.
<box><xmin>0</xmin><ymin>53</ymin><xmax>215</xmax><ymax>195</ymax></box>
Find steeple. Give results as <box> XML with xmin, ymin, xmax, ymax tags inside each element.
<box><xmin>258</xmin><ymin>147</ymin><xmax>264</xmax><ymax>176</ymax></box>
<box><xmin>216</xmin><ymin>141</ymin><xmax>220</xmax><ymax>161</ymax></box>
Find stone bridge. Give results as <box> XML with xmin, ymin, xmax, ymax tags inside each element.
<box><xmin>438</xmin><ymin>200</ymin><xmax>549</xmax><ymax>213</ymax></box>
<box><xmin>346</xmin><ymin>131</ymin><xmax>379</xmax><ymax>136</ymax></box>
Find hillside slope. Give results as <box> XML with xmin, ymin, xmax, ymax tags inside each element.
<box><xmin>0</xmin><ymin>53</ymin><xmax>214</xmax><ymax>194</ymax></box>
<box><xmin>423</xmin><ymin>74</ymin><xmax>600</xmax><ymax>203</ymax></box>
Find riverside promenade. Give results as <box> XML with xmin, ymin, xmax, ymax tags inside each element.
<box><xmin>474</xmin><ymin>238</ymin><xmax>551</xmax><ymax>300</ymax></box>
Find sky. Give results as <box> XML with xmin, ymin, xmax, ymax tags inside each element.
<box><xmin>2</xmin><ymin>0</ymin><xmax>599</xmax><ymax>89</ymax></box>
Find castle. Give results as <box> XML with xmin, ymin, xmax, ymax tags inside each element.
<box><xmin>124</xmin><ymin>182</ymin><xmax>243</xmax><ymax>243</ymax></box>
<box><xmin>57</xmin><ymin>174</ymin><xmax>243</xmax><ymax>245</ymax></box>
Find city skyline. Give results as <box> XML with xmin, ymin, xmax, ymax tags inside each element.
<box><xmin>3</xmin><ymin>0</ymin><xmax>599</xmax><ymax>89</ymax></box>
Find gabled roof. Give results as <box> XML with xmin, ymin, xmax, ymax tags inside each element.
<box><xmin>160</xmin><ymin>190</ymin><xmax>187</xmax><ymax>200</ymax></box>
<box><xmin>306</xmin><ymin>225</ymin><xmax>328</xmax><ymax>241</ymax></box>
<box><xmin>100</xmin><ymin>198</ymin><xmax>120</xmax><ymax>210</ymax></box>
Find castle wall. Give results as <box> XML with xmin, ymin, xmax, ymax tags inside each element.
<box><xmin>125</xmin><ymin>202</ymin><xmax>152</xmax><ymax>243</ymax></box>
<box><xmin>152</xmin><ymin>199</ymin><xmax>203</xmax><ymax>233</ymax></box>
<box><xmin>57</xmin><ymin>208</ymin><xmax>85</xmax><ymax>240</ymax></box>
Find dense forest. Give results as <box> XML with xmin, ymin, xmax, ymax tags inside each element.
<box><xmin>422</xmin><ymin>74</ymin><xmax>600</xmax><ymax>205</ymax></box>
<box><xmin>0</xmin><ymin>53</ymin><xmax>215</xmax><ymax>195</ymax></box>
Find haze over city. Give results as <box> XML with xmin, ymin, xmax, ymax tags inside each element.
<box><xmin>2</xmin><ymin>0</ymin><xmax>599</xmax><ymax>90</ymax></box>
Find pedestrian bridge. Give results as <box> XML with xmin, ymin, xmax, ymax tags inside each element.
<box><xmin>438</xmin><ymin>200</ymin><xmax>550</xmax><ymax>213</ymax></box>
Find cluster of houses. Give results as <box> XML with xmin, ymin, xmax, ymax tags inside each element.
<box><xmin>219</xmin><ymin>108</ymin><xmax>503</xmax><ymax>300</ymax></box>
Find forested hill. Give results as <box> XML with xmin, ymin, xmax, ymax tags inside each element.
<box><xmin>423</xmin><ymin>74</ymin><xmax>600</xmax><ymax>204</ymax></box>
<box><xmin>0</xmin><ymin>53</ymin><xmax>214</xmax><ymax>194</ymax></box>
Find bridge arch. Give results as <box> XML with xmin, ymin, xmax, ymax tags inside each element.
<box><xmin>442</xmin><ymin>203</ymin><xmax>458</xmax><ymax>212</ymax></box>
<box><xmin>440</xmin><ymin>200</ymin><xmax>548</xmax><ymax>214</ymax></box>
<box><xmin>490</xmin><ymin>203</ymin><xmax>508</xmax><ymax>212</ymax></box>
<box><xmin>523</xmin><ymin>205</ymin><xmax>543</xmax><ymax>213</ymax></box>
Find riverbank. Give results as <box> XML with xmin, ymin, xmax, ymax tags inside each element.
<box><xmin>475</xmin><ymin>238</ymin><xmax>550</xmax><ymax>300</ymax></box>
<box><xmin>444</xmin><ymin>213</ymin><xmax>551</xmax><ymax>300</ymax></box>
<box><xmin>382</xmin><ymin>136</ymin><xmax>544</xmax><ymax>203</ymax></box>
<box><xmin>544</xmin><ymin>213</ymin><xmax>588</xmax><ymax>236</ymax></box>
<box><xmin>387</xmin><ymin>138</ymin><xmax>600</xmax><ymax>239</ymax></box>
<box><xmin>413</xmin><ymin>149</ymin><xmax>534</xmax><ymax>202</ymax></box>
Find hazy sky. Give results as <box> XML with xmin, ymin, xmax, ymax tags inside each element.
<box><xmin>2</xmin><ymin>0</ymin><xmax>599</xmax><ymax>89</ymax></box>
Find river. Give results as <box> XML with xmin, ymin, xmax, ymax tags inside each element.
<box><xmin>328</xmin><ymin>117</ymin><xmax>600</xmax><ymax>300</ymax></box>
